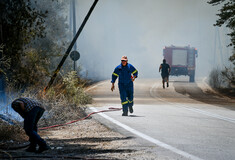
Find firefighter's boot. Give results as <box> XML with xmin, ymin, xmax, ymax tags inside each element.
<box><xmin>128</xmin><ymin>101</ymin><xmax>134</xmax><ymax>113</ymax></box>
<box><xmin>122</xmin><ymin>112</ymin><xmax>128</xmax><ymax>116</ymax></box>
<box><xmin>129</xmin><ymin>106</ymin><xmax>133</xmax><ymax>113</ymax></box>
<box><xmin>122</xmin><ymin>105</ymin><xmax>128</xmax><ymax>116</ymax></box>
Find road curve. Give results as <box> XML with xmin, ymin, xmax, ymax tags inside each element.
<box><xmin>87</xmin><ymin>78</ymin><xmax>235</xmax><ymax>160</ymax></box>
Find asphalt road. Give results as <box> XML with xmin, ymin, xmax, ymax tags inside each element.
<box><xmin>87</xmin><ymin>78</ymin><xmax>235</xmax><ymax>160</ymax></box>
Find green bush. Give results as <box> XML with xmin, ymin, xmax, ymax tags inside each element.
<box><xmin>42</xmin><ymin>71</ymin><xmax>92</xmax><ymax>106</ymax></box>
<box><xmin>63</xmin><ymin>71</ymin><xmax>92</xmax><ymax>105</ymax></box>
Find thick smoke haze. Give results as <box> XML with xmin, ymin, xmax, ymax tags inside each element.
<box><xmin>73</xmin><ymin>0</ymin><xmax>233</xmax><ymax>80</ymax></box>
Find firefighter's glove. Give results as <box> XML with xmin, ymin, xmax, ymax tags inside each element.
<box><xmin>111</xmin><ymin>84</ymin><xmax>115</xmax><ymax>92</ymax></box>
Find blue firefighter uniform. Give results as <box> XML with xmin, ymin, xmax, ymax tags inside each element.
<box><xmin>111</xmin><ymin>63</ymin><xmax>138</xmax><ymax>115</ymax></box>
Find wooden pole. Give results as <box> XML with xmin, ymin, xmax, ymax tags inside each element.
<box><xmin>44</xmin><ymin>0</ymin><xmax>99</xmax><ymax>93</ymax></box>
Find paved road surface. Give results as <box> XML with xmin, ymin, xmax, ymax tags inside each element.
<box><xmin>87</xmin><ymin>78</ymin><xmax>235</xmax><ymax>160</ymax></box>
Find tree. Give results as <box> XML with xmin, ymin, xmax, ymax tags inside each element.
<box><xmin>0</xmin><ymin>0</ymin><xmax>71</xmax><ymax>88</ymax></box>
<box><xmin>0</xmin><ymin>0</ymin><xmax>47</xmax><ymax>87</ymax></box>
<box><xmin>208</xmin><ymin>0</ymin><xmax>235</xmax><ymax>88</ymax></box>
<box><xmin>29</xmin><ymin>0</ymin><xmax>71</xmax><ymax>73</ymax></box>
<box><xmin>22</xmin><ymin>0</ymin><xmax>72</xmax><ymax>87</ymax></box>
<box><xmin>208</xmin><ymin>0</ymin><xmax>235</xmax><ymax>49</ymax></box>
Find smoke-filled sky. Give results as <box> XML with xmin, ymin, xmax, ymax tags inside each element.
<box><xmin>72</xmin><ymin>0</ymin><xmax>233</xmax><ymax>80</ymax></box>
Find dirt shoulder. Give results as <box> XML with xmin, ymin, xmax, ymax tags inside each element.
<box><xmin>1</xmin><ymin>114</ymin><xmax>155</xmax><ymax>159</ymax></box>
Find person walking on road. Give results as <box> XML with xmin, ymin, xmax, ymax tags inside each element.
<box><xmin>11</xmin><ymin>97</ymin><xmax>50</xmax><ymax>153</ymax></box>
<box><xmin>111</xmin><ymin>56</ymin><xmax>138</xmax><ymax>116</ymax></box>
<box><xmin>159</xmin><ymin>59</ymin><xmax>171</xmax><ymax>89</ymax></box>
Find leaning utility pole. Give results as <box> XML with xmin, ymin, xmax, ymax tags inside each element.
<box><xmin>44</xmin><ymin>0</ymin><xmax>99</xmax><ymax>93</ymax></box>
<box><xmin>70</xmin><ymin>0</ymin><xmax>78</xmax><ymax>71</ymax></box>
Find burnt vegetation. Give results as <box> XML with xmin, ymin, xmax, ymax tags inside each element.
<box><xmin>0</xmin><ymin>0</ymin><xmax>92</xmax><ymax>146</ymax></box>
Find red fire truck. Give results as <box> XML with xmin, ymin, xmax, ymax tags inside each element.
<box><xmin>163</xmin><ymin>45</ymin><xmax>198</xmax><ymax>82</ymax></box>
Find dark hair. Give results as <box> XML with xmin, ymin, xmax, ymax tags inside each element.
<box><xmin>163</xmin><ymin>59</ymin><xmax>166</xmax><ymax>63</ymax></box>
<box><xmin>11</xmin><ymin>101</ymin><xmax>20</xmax><ymax>108</ymax></box>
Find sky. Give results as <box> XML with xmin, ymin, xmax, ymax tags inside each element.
<box><xmin>71</xmin><ymin>0</ymin><xmax>233</xmax><ymax>80</ymax></box>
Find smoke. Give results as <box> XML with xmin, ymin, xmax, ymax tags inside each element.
<box><xmin>72</xmin><ymin>0</ymin><xmax>233</xmax><ymax>80</ymax></box>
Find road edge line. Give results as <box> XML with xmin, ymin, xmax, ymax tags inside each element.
<box><xmin>90</xmin><ymin>107</ymin><xmax>203</xmax><ymax>160</ymax></box>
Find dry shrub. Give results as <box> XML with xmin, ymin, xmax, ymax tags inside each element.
<box><xmin>0</xmin><ymin>120</ymin><xmax>27</xmax><ymax>142</ymax></box>
<box><xmin>39</xmin><ymin>103</ymin><xmax>87</xmax><ymax>127</ymax></box>
<box><xmin>43</xmin><ymin>71</ymin><xmax>92</xmax><ymax>106</ymax></box>
<box><xmin>209</xmin><ymin>67</ymin><xmax>235</xmax><ymax>89</ymax></box>
<box><xmin>221</xmin><ymin>67</ymin><xmax>235</xmax><ymax>88</ymax></box>
<box><xmin>62</xmin><ymin>71</ymin><xmax>92</xmax><ymax>105</ymax></box>
<box><xmin>209</xmin><ymin>68</ymin><xmax>235</xmax><ymax>98</ymax></box>
<box><xmin>12</xmin><ymin>71</ymin><xmax>92</xmax><ymax>127</ymax></box>
<box><xmin>3</xmin><ymin>71</ymin><xmax>92</xmax><ymax>137</ymax></box>
<box><xmin>38</xmin><ymin>72</ymin><xmax>91</xmax><ymax>126</ymax></box>
<box><xmin>209</xmin><ymin>68</ymin><xmax>225</xmax><ymax>89</ymax></box>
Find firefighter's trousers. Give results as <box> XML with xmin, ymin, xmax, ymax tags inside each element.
<box><xmin>118</xmin><ymin>82</ymin><xmax>134</xmax><ymax>113</ymax></box>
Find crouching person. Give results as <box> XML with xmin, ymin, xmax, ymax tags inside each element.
<box><xmin>11</xmin><ymin>97</ymin><xmax>50</xmax><ymax>153</ymax></box>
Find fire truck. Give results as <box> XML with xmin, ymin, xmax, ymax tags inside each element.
<box><xmin>163</xmin><ymin>45</ymin><xmax>198</xmax><ymax>82</ymax></box>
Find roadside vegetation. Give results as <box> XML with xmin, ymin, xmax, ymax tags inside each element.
<box><xmin>208</xmin><ymin>0</ymin><xmax>235</xmax><ymax>96</ymax></box>
<box><xmin>209</xmin><ymin>67</ymin><xmax>235</xmax><ymax>97</ymax></box>
<box><xmin>0</xmin><ymin>0</ymin><xmax>92</xmax><ymax>147</ymax></box>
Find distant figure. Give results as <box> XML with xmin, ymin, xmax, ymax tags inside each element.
<box><xmin>11</xmin><ymin>97</ymin><xmax>50</xmax><ymax>153</ymax></box>
<box><xmin>111</xmin><ymin>56</ymin><xmax>138</xmax><ymax>116</ymax></box>
<box><xmin>159</xmin><ymin>59</ymin><xmax>171</xmax><ymax>89</ymax></box>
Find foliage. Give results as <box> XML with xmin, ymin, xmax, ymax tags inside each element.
<box><xmin>208</xmin><ymin>0</ymin><xmax>235</xmax><ymax>49</ymax></box>
<box><xmin>221</xmin><ymin>67</ymin><xmax>235</xmax><ymax>87</ymax></box>
<box><xmin>209</xmin><ymin>67</ymin><xmax>235</xmax><ymax>89</ymax></box>
<box><xmin>208</xmin><ymin>0</ymin><xmax>235</xmax><ymax>89</ymax></box>
<box><xmin>62</xmin><ymin>71</ymin><xmax>92</xmax><ymax>105</ymax></box>
<box><xmin>28</xmin><ymin>0</ymin><xmax>72</xmax><ymax>73</ymax></box>
<box><xmin>0</xmin><ymin>1</ymin><xmax>93</xmax><ymax>144</ymax></box>
<box><xmin>0</xmin><ymin>0</ymin><xmax>47</xmax><ymax>45</ymax></box>
<box><xmin>0</xmin><ymin>44</ymin><xmax>10</xmax><ymax>76</ymax></box>
<box><xmin>229</xmin><ymin>51</ymin><xmax>235</xmax><ymax>65</ymax></box>
<box><xmin>0</xmin><ymin>0</ymin><xmax>72</xmax><ymax>88</ymax></box>
<box><xmin>0</xmin><ymin>0</ymin><xmax>47</xmax><ymax>87</ymax></box>
<box><xmin>0</xmin><ymin>44</ymin><xmax>3</xmax><ymax>53</ymax></box>
<box><xmin>209</xmin><ymin>68</ymin><xmax>226</xmax><ymax>88</ymax></box>
<box><xmin>42</xmin><ymin>71</ymin><xmax>92</xmax><ymax>106</ymax></box>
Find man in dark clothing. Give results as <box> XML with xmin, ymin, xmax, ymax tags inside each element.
<box><xmin>11</xmin><ymin>97</ymin><xmax>50</xmax><ymax>153</ymax></box>
<box><xmin>159</xmin><ymin>59</ymin><xmax>171</xmax><ymax>89</ymax></box>
<box><xmin>111</xmin><ymin>56</ymin><xmax>138</xmax><ymax>116</ymax></box>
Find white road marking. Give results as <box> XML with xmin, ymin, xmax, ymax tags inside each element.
<box><xmin>150</xmin><ymin>83</ymin><xmax>235</xmax><ymax>124</ymax></box>
<box><xmin>90</xmin><ymin>107</ymin><xmax>203</xmax><ymax>160</ymax></box>
<box><xmin>181</xmin><ymin>106</ymin><xmax>235</xmax><ymax>124</ymax></box>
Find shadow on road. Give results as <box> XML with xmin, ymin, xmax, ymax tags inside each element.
<box><xmin>4</xmin><ymin>136</ymin><xmax>136</xmax><ymax>159</ymax></box>
<box><xmin>128</xmin><ymin>115</ymin><xmax>145</xmax><ymax>117</ymax></box>
<box><xmin>173</xmin><ymin>81</ymin><xmax>235</xmax><ymax>111</ymax></box>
